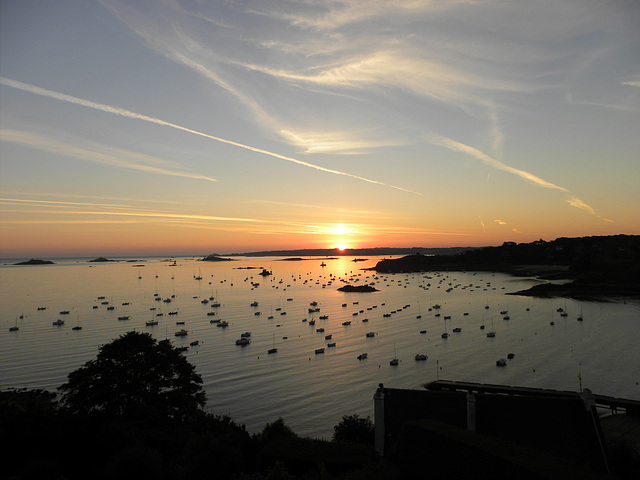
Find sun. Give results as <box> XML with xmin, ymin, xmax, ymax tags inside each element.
<box><xmin>336</xmin><ymin>245</ymin><xmax>348</xmax><ymax>252</ymax></box>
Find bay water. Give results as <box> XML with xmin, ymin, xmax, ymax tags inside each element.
<box><xmin>1</xmin><ymin>256</ymin><xmax>639</xmax><ymax>439</ymax></box>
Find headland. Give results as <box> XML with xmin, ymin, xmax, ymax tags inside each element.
<box><xmin>372</xmin><ymin>235</ymin><xmax>640</xmax><ymax>300</ymax></box>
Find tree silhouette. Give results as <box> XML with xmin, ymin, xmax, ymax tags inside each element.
<box><xmin>332</xmin><ymin>414</ymin><xmax>374</xmax><ymax>444</ymax></box>
<box><xmin>58</xmin><ymin>331</ymin><xmax>205</xmax><ymax>421</ymax></box>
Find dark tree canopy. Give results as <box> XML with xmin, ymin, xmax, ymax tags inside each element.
<box><xmin>332</xmin><ymin>414</ymin><xmax>375</xmax><ymax>445</ymax></box>
<box><xmin>58</xmin><ymin>331</ymin><xmax>205</xmax><ymax>421</ymax></box>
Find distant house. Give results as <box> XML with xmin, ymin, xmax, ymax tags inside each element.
<box><xmin>373</xmin><ymin>380</ymin><xmax>639</xmax><ymax>479</ymax></box>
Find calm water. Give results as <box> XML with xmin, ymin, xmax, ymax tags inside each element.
<box><xmin>1</xmin><ymin>256</ymin><xmax>639</xmax><ymax>439</ymax></box>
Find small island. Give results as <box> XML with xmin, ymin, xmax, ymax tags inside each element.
<box><xmin>200</xmin><ymin>254</ymin><xmax>234</xmax><ymax>262</ymax></box>
<box><xmin>13</xmin><ymin>259</ymin><xmax>55</xmax><ymax>265</ymax></box>
<box><xmin>338</xmin><ymin>285</ymin><xmax>379</xmax><ymax>292</ymax></box>
<box><xmin>88</xmin><ymin>257</ymin><xmax>115</xmax><ymax>263</ymax></box>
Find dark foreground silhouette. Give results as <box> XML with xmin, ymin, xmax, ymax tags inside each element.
<box><xmin>1</xmin><ymin>332</ymin><xmax>378</xmax><ymax>480</ymax></box>
<box><xmin>2</xmin><ymin>331</ymin><xmax>637</xmax><ymax>480</ymax></box>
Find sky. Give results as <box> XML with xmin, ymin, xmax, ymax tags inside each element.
<box><xmin>1</xmin><ymin>0</ymin><xmax>639</xmax><ymax>257</ymax></box>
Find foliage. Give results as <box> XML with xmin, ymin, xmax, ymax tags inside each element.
<box><xmin>332</xmin><ymin>414</ymin><xmax>375</xmax><ymax>445</ymax></box>
<box><xmin>2</xmin><ymin>388</ymin><xmax>255</xmax><ymax>480</ymax></box>
<box><xmin>266</xmin><ymin>461</ymin><xmax>295</xmax><ymax>480</ymax></box>
<box><xmin>0</xmin><ymin>388</ymin><xmax>63</xmax><ymax>479</ymax></box>
<box><xmin>58</xmin><ymin>331</ymin><xmax>205</xmax><ymax>421</ymax></box>
<box><xmin>257</xmin><ymin>417</ymin><xmax>298</xmax><ymax>443</ymax></box>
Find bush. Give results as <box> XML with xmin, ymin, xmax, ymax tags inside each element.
<box><xmin>332</xmin><ymin>414</ymin><xmax>374</xmax><ymax>445</ymax></box>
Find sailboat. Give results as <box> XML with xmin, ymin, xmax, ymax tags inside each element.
<box><xmin>72</xmin><ymin>315</ymin><xmax>82</xmax><ymax>330</ymax></box>
<box><xmin>146</xmin><ymin>311</ymin><xmax>158</xmax><ymax>326</ymax></box>
<box><xmin>9</xmin><ymin>316</ymin><xmax>19</xmax><ymax>331</ymax></box>
<box><xmin>268</xmin><ymin>333</ymin><xmax>278</xmax><ymax>354</ymax></box>
<box><xmin>441</xmin><ymin>317</ymin><xmax>449</xmax><ymax>338</ymax></box>
<box><xmin>416</xmin><ymin>301</ymin><xmax>421</xmax><ymax>319</ymax></box>
<box><xmin>486</xmin><ymin>317</ymin><xmax>496</xmax><ymax>337</ymax></box>
<box><xmin>389</xmin><ymin>344</ymin><xmax>399</xmax><ymax>365</ymax></box>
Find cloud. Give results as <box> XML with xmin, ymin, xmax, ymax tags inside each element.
<box><xmin>242</xmin><ymin>48</ymin><xmax>520</xmax><ymax>113</ymax></box>
<box><xmin>0</xmin><ymin>191</ymin><xmax>186</xmax><ymax>206</ymax></box>
<box><xmin>565</xmin><ymin>196</ymin><xmax>612</xmax><ymax>222</ymax></box>
<box><xmin>100</xmin><ymin>1</ymin><xmax>521</xmax><ymax>153</ymax></box>
<box><xmin>565</xmin><ymin>92</ymin><xmax>638</xmax><ymax>112</ymax></box>
<box><xmin>1</xmin><ymin>77</ymin><xmax>420</xmax><ymax>195</ymax></box>
<box><xmin>251</xmin><ymin>0</ymin><xmax>462</xmax><ymax>32</ymax></box>
<box><xmin>0</xmin><ymin>199</ymin><xmax>257</xmax><ymax>224</ymax></box>
<box><xmin>1</xmin><ymin>129</ymin><xmax>217</xmax><ymax>183</ymax></box>
<box><xmin>429</xmin><ymin>134</ymin><xmax>610</xmax><ymax>220</ymax></box>
<box><xmin>622</xmin><ymin>80</ymin><xmax>640</xmax><ymax>88</ymax></box>
<box><xmin>279</xmin><ymin>127</ymin><xmax>404</xmax><ymax>154</ymax></box>
<box><xmin>429</xmin><ymin>134</ymin><xmax>569</xmax><ymax>192</ymax></box>
<box><xmin>252</xmin><ymin>199</ymin><xmax>388</xmax><ymax>218</ymax></box>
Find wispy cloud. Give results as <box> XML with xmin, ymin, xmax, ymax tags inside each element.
<box><xmin>252</xmin><ymin>199</ymin><xmax>388</xmax><ymax>218</ymax></box>
<box><xmin>0</xmin><ymin>202</ymin><xmax>257</xmax><ymax>224</ymax></box>
<box><xmin>279</xmin><ymin>127</ymin><xmax>404</xmax><ymax>154</ymax></box>
<box><xmin>565</xmin><ymin>196</ymin><xmax>613</xmax><ymax>222</ymax></box>
<box><xmin>0</xmin><ymin>191</ymin><xmax>186</xmax><ymax>206</ymax></box>
<box><xmin>428</xmin><ymin>134</ymin><xmax>611</xmax><ymax>221</ymax></box>
<box><xmin>429</xmin><ymin>134</ymin><xmax>569</xmax><ymax>192</ymax></box>
<box><xmin>251</xmin><ymin>0</ymin><xmax>460</xmax><ymax>32</ymax></box>
<box><xmin>242</xmin><ymin>48</ymin><xmax>520</xmax><ymax>112</ymax></box>
<box><xmin>1</xmin><ymin>77</ymin><xmax>419</xmax><ymax>195</ymax></box>
<box><xmin>622</xmin><ymin>78</ymin><xmax>640</xmax><ymax>88</ymax></box>
<box><xmin>565</xmin><ymin>92</ymin><xmax>639</xmax><ymax>113</ymax></box>
<box><xmin>1</xmin><ymin>129</ymin><xmax>217</xmax><ymax>183</ymax></box>
<box><xmin>101</xmin><ymin>1</ymin><xmax>522</xmax><ymax>153</ymax></box>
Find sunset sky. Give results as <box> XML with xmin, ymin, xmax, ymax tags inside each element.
<box><xmin>1</xmin><ymin>1</ymin><xmax>639</xmax><ymax>257</ymax></box>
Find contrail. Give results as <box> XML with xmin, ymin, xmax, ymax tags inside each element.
<box><xmin>429</xmin><ymin>134</ymin><xmax>611</xmax><ymax>221</ymax></box>
<box><xmin>2</xmin><ymin>129</ymin><xmax>218</xmax><ymax>183</ymax></box>
<box><xmin>1</xmin><ymin>77</ymin><xmax>420</xmax><ymax>195</ymax></box>
<box><xmin>429</xmin><ymin>134</ymin><xmax>568</xmax><ymax>192</ymax></box>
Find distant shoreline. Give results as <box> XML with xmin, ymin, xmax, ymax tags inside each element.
<box><xmin>371</xmin><ymin>235</ymin><xmax>640</xmax><ymax>301</ymax></box>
